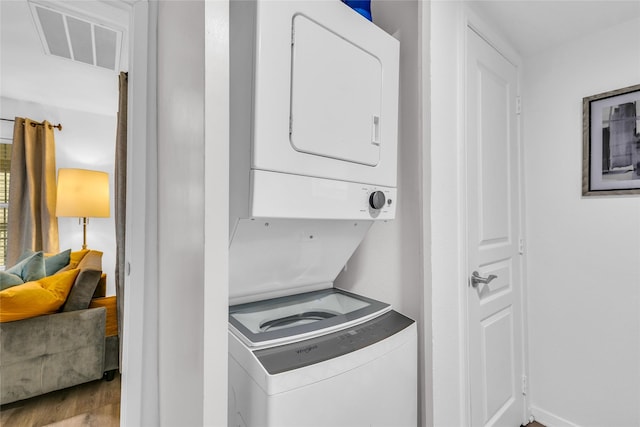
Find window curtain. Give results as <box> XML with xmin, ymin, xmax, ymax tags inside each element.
<box><xmin>7</xmin><ymin>118</ymin><xmax>59</xmax><ymax>266</ymax></box>
<box><xmin>115</xmin><ymin>72</ymin><xmax>128</xmax><ymax>370</ymax></box>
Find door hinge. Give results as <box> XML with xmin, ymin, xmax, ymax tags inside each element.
<box><xmin>518</xmin><ymin>238</ymin><xmax>525</xmax><ymax>255</ymax></box>
<box><xmin>516</xmin><ymin>96</ymin><xmax>522</xmax><ymax>115</ymax></box>
<box><xmin>522</xmin><ymin>375</ymin><xmax>528</xmax><ymax>395</ymax></box>
<box><xmin>289</xmin><ymin>115</ymin><xmax>293</xmax><ymax>135</ymax></box>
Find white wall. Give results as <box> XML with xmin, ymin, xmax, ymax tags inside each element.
<box><xmin>428</xmin><ymin>1</ymin><xmax>469</xmax><ymax>426</ymax></box>
<box><xmin>523</xmin><ymin>17</ymin><xmax>640</xmax><ymax>427</ymax></box>
<box><xmin>333</xmin><ymin>0</ymin><xmax>432</xmax><ymax>424</ymax></box>
<box><xmin>203</xmin><ymin>0</ymin><xmax>230</xmax><ymax>424</ymax></box>
<box><xmin>336</xmin><ymin>0</ymin><xmax>421</xmax><ymax>326</ymax></box>
<box><xmin>119</xmin><ymin>1</ymin><xmax>161</xmax><ymax>425</ymax></box>
<box><xmin>156</xmin><ymin>1</ymin><xmax>206</xmax><ymax>425</ymax></box>
<box><xmin>0</xmin><ymin>96</ymin><xmax>117</xmax><ymax>295</ymax></box>
<box><xmin>153</xmin><ymin>1</ymin><xmax>229</xmax><ymax>425</ymax></box>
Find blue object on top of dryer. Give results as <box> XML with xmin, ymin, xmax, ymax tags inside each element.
<box><xmin>342</xmin><ymin>0</ymin><xmax>372</xmax><ymax>21</ymax></box>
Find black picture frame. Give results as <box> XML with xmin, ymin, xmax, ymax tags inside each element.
<box><xmin>582</xmin><ymin>84</ymin><xmax>640</xmax><ymax>196</ymax></box>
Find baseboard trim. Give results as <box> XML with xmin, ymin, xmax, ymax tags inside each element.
<box><xmin>531</xmin><ymin>406</ymin><xmax>582</xmax><ymax>427</ymax></box>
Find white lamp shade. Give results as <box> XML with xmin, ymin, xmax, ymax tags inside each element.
<box><xmin>56</xmin><ymin>168</ymin><xmax>110</xmax><ymax>218</ymax></box>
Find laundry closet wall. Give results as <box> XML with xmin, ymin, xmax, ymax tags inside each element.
<box><xmin>334</xmin><ymin>0</ymin><xmax>432</xmax><ymax>424</ymax></box>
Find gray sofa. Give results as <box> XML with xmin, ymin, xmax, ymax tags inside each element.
<box><xmin>0</xmin><ymin>251</ymin><xmax>119</xmax><ymax>405</ymax></box>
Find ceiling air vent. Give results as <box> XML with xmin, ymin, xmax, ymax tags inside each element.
<box><xmin>30</xmin><ymin>3</ymin><xmax>122</xmax><ymax>71</ymax></box>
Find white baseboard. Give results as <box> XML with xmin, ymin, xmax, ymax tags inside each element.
<box><xmin>530</xmin><ymin>406</ymin><xmax>582</xmax><ymax>427</ymax></box>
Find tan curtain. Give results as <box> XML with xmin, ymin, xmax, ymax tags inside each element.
<box><xmin>115</xmin><ymin>72</ymin><xmax>128</xmax><ymax>370</ymax></box>
<box><xmin>7</xmin><ymin>118</ymin><xmax>59</xmax><ymax>265</ymax></box>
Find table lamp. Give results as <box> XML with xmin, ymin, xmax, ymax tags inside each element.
<box><xmin>56</xmin><ymin>168</ymin><xmax>110</xmax><ymax>250</ymax></box>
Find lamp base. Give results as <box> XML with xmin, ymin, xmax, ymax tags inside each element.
<box><xmin>80</xmin><ymin>217</ymin><xmax>88</xmax><ymax>250</ymax></box>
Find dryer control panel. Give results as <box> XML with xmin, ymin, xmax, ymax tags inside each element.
<box><xmin>250</xmin><ymin>170</ymin><xmax>396</xmax><ymax>220</ymax></box>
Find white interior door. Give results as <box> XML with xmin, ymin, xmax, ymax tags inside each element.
<box><xmin>466</xmin><ymin>27</ymin><xmax>525</xmax><ymax>427</ymax></box>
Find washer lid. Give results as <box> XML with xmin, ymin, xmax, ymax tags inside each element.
<box><xmin>228</xmin><ymin>218</ymin><xmax>373</xmax><ymax>305</ymax></box>
<box><xmin>229</xmin><ymin>288</ymin><xmax>391</xmax><ymax>349</ymax></box>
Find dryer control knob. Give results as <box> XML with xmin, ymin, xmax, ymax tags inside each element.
<box><xmin>369</xmin><ymin>191</ymin><xmax>386</xmax><ymax>210</ymax></box>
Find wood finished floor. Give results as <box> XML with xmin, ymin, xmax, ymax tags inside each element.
<box><xmin>0</xmin><ymin>374</ymin><xmax>120</xmax><ymax>427</ymax></box>
<box><xmin>1</xmin><ymin>375</ymin><xmax>546</xmax><ymax>427</ymax></box>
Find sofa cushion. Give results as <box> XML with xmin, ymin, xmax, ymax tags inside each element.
<box><xmin>6</xmin><ymin>251</ymin><xmax>46</xmax><ymax>283</ymax></box>
<box><xmin>76</xmin><ymin>250</ymin><xmax>103</xmax><ymax>271</ymax></box>
<box><xmin>0</xmin><ymin>272</ymin><xmax>24</xmax><ymax>291</ymax></box>
<box><xmin>18</xmin><ymin>249</ymin><xmax>72</xmax><ymax>277</ymax></box>
<box><xmin>55</xmin><ymin>249</ymin><xmax>90</xmax><ymax>273</ymax></box>
<box><xmin>16</xmin><ymin>250</ymin><xmax>35</xmax><ymax>263</ymax></box>
<box><xmin>61</xmin><ymin>269</ymin><xmax>102</xmax><ymax>312</ymax></box>
<box><xmin>45</xmin><ymin>249</ymin><xmax>72</xmax><ymax>276</ymax></box>
<box><xmin>0</xmin><ymin>269</ymin><xmax>79</xmax><ymax>322</ymax></box>
<box><xmin>59</xmin><ymin>249</ymin><xmax>103</xmax><ymax>312</ymax></box>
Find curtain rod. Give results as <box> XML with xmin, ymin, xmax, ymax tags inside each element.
<box><xmin>1</xmin><ymin>117</ymin><xmax>63</xmax><ymax>131</ymax></box>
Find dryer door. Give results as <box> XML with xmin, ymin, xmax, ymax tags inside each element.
<box><xmin>251</xmin><ymin>1</ymin><xmax>399</xmax><ymax>188</ymax></box>
<box><xmin>290</xmin><ymin>15</ymin><xmax>381</xmax><ymax>167</ymax></box>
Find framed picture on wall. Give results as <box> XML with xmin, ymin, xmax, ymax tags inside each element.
<box><xmin>583</xmin><ymin>84</ymin><xmax>640</xmax><ymax>196</ymax></box>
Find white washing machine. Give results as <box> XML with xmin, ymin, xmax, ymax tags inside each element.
<box><xmin>228</xmin><ymin>288</ymin><xmax>417</xmax><ymax>427</ymax></box>
<box><xmin>228</xmin><ymin>1</ymin><xmax>414</xmax><ymax>425</ymax></box>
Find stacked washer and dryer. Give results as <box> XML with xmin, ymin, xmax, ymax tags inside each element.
<box><xmin>228</xmin><ymin>1</ymin><xmax>417</xmax><ymax>426</ymax></box>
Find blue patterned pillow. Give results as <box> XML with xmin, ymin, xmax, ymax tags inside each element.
<box><xmin>44</xmin><ymin>249</ymin><xmax>71</xmax><ymax>276</ymax></box>
<box><xmin>6</xmin><ymin>251</ymin><xmax>46</xmax><ymax>282</ymax></box>
<box><xmin>0</xmin><ymin>271</ymin><xmax>24</xmax><ymax>290</ymax></box>
<box><xmin>16</xmin><ymin>249</ymin><xmax>71</xmax><ymax>276</ymax></box>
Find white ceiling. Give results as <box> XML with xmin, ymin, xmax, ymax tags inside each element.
<box><xmin>468</xmin><ymin>0</ymin><xmax>640</xmax><ymax>57</ymax></box>
<box><xmin>0</xmin><ymin>0</ymin><xmax>129</xmax><ymax>116</ymax></box>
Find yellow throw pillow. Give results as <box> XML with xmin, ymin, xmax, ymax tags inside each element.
<box><xmin>69</xmin><ymin>250</ymin><xmax>90</xmax><ymax>268</ymax></box>
<box><xmin>55</xmin><ymin>250</ymin><xmax>89</xmax><ymax>273</ymax></box>
<box><xmin>0</xmin><ymin>269</ymin><xmax>80</xmax><ymax>322</ymax></box>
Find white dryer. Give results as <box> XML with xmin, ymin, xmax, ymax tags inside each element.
<box><xmin>230</xmin><ymin>0</ymin><xmax>400</xmax><ymax>225</ymax></box>
<box><xmin>228</xmin><ymin>1</ymin><xmax>415</xmax><ymax>426</ymax></box>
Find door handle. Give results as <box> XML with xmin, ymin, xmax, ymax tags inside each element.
<box><xmin>371</xmin><ymin>115</ymin><xmax>380</xmax><ymax>146</ymax></box>
<box><xmin>470</xmin><ymin>271</ymin><xmax>497</xmax><ymax>289</ymax></box>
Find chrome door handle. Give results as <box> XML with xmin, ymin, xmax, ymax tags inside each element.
<box><xmin>470</xmin><ymin>271</ymin><xmax>497</xmax><ymax>288</ymax></box>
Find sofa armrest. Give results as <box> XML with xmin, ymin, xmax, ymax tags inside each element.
<box><xmin>92</xmin><ymin>273</ymin><xmax>108</xmax><ymax>298</ymax></box>
<box><xmin>90</xmin><ymin>296</ymin><xmax>119</xmax><ymax>372</ymax></box>
<box><xmin>0</xmin><ymin>308</ymin><xmax>106</xmax><ymax>405</ymax></box>
<box><xmin>89</xmin><ymin>296</ymin><xmax>118</xmax><ymax>337</ymax></box>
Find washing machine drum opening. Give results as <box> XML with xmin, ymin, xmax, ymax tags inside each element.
<box><xmin>259</xmin><ymin>310</ymin><xmax>339</xmax><ymax>332</ymax></box>
<box><xmin>229</xmin><ymin>288</ymin><xmax>390</xmax><ymax>348</ymax></box>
